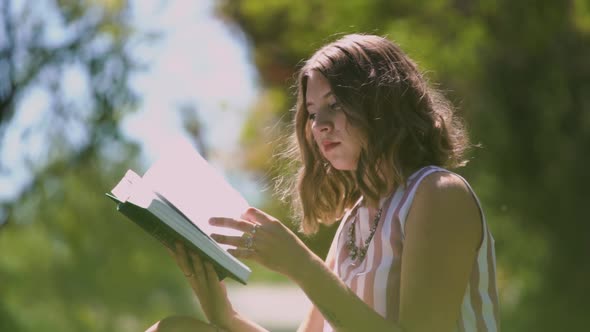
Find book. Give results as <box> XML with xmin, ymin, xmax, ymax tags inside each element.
<box><xmin>106</xmin><ymin>140</ymin><xmax>252</xmax><ymax>284</ymax></box>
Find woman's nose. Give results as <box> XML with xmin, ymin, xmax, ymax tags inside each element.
<box><xmin>311</xmin><ymin>111</ymin><xmax>333</xmax><ymax>133</ymax></box>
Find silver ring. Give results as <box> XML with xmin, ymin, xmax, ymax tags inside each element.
<box><xmin>251</xmin><ymin>224</ymin><xmax>260</xmax><ymax>235</ymax></box>
<box><xmin>184</xmin><ymin>273</ymin><xmax>194</xmax><ymax>277</ymax></box>
<box><xmin>244</xmin><ymin>236</ymin><xmax>254</xmax><ymax>250</ymax></box>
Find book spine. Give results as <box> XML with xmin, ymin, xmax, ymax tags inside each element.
<box><xmin>116</xmin><ymin>202</ymin><xmax>232</xmax><ymax>282</ymax></box>
<box><xmin>117</xmin><ymin>203</ymin><xmax>177</xmax><ymax>251</ymax></box>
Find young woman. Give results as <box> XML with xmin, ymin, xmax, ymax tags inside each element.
<box><xmin>147</xmin><ymin>34</ymin><xmax>500</xmax><ymax>332</ymax></box>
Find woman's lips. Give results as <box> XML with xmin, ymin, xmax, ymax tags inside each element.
<box><xmin>323</xmin><ymin>142</ymin><xmax>340</xmax><ymax>152</ymax></box>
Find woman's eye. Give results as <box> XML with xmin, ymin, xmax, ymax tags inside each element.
<box><xmin>329</xmin><ymin>102</ymin><xmax>342</xmax><ymax>111</ymax></box>
<box><xmin>308</xmin><ymin>113</ymin><xmax>316</xmax><ymax>121</ymax></box>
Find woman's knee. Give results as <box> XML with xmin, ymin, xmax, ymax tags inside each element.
<box><xmin>145</xmin><ymin>315</ymin><xmax>216</xmax><ymax>332</ymax></box>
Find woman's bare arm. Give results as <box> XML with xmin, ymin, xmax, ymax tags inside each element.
<box><xmin>398</xmin><ymin>172</ymin><xmax>482</xmax><ymax>332</ymax></box>
<box><xmin>289</xmin><ymin>172</ymin><xmax>481</xmax><ymax>332</ymax></box>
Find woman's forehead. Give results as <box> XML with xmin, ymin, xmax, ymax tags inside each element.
<box><xmin>305</xmin><ymin>71</ymin><xmax>333</xmax><ymax>106</ymax></box>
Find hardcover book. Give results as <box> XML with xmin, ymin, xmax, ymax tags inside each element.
<box><xmin>107</xmin><ymin>141</ymin><xmax>251</xmax><ymax>284</ymax></box>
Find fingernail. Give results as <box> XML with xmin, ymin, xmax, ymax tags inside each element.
<box><xmin>209</xmin><ymin>218</ymin><xmax>216</xmax><ymax>225</ymax></box>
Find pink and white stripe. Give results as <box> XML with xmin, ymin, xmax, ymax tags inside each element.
<box><xmin>320</xmin><ymin>166</ymin><xmax>500</xmax><ymax>332</ymax></box>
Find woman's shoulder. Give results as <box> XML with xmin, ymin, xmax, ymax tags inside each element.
<box><xmin>405</xmin><ymin>166</ymin><xmax>472</xmax><ymax>195</ymax></box>
<box><xmin>417</xmin><ymin>169</ymin><xmax>471</xmax><ymax>195</ymax></box>
<box><xmin>412</xmin><ymin>168</ymin><xmax>478</xmax><ymax>216</ymax></box>
<box><xmin>404</xmin><ymin>167</ymin><xmax>482</xmax><ymax>249</ymax></box>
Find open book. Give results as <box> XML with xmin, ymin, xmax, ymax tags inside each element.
<box><xmin>106</xmin><ymin>141</ymin><xmax>251</xmax><ymax>284</ymax></box>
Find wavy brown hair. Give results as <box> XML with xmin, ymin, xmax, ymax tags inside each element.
<box><xmin>278</xmin><ymin>34</ymin><xmax>471</xmax><ymax>235</ymax></box>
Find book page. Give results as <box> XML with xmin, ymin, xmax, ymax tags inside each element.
<box><xmin>141</xmin><ymin>139</ymin><xmax>249</xmax><ymax>245</ymax></box>
<box><xmin>111</xmin><ymin>170</ymin><xmax>155</xmax><ymax>209</ymax></box>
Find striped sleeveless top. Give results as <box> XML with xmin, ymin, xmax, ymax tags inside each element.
<box><xmin>321</xmin><ymin>166</ymin><xmax>500</xmax><ymax>332</ymax></box>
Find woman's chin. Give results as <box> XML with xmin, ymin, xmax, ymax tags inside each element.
<box><xmin>328</xmin><ymin>161</ymin><xmax>357</xmax><ymax>171</ymax></box>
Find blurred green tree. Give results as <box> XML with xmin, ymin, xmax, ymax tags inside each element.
<box><xmin>0</xmin><ymin>146</ymin><xmax>202</xmax><ymax>331</ymax></box>
<box><xmin>0</xmin><ymin>0</ymin><xmax>140</xmax><ymax>227</ymax></box>
<box><xmin>0</xmin><ymin>1</ymin><xmax>209</xmax><ymax>331</ymax></box>
<box><xmin>217</xmin><ymin>0</ymin><xmax>590</xmax><ymax>331</ymax></box>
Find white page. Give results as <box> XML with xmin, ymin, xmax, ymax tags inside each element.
<box><xmin>141</xmin><ymin>139</ymin><xmax>249</xmax><ymax>247</ymax></box>
<box><xmin>111</xmin><ymin>170</ymin><xmax>156</xmax><ymax>208</ymax></box>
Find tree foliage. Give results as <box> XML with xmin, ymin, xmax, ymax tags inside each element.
<box><xmin>0</xmin><ymin>0</ymin><xmax>140</xmax><ymax>227</ymax></box>
<box><xmin>0</xmin><ymin>1</ymin><xmax>207</xmax><ymax>331</ymax></box>
<box><xmin>217</xmin><ymin>0</ymin><xmax>590</xmax><ymax>331</ymax></box>
<box><xmin>0</xmin><ymin>147</ymin><xmax>203</xmax><ymax>331</ymax></box>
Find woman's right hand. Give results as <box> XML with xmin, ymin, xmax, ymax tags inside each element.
<box><xmin>167</xmin><ymin>241</ymin><xmax>236</xmax><ymax>330</ymax></box>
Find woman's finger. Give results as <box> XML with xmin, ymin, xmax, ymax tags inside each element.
<box><xmin>202</xmin><ymin>260</ymin><xmax>226</xmax><ymax>299</ymax></box>
<box><xmin>227</xmin><ymin>248</ymin><xmax>258</xmax><ymax>261</ymax></box>
<box><xmin>175</xmin><ymin>242</ymin><xmax>195</xmax><ymax>276</ymax></box>
<box><xmin>189</xmin><ymin>249</ymin><xmax>203</xmax><ymax>265</ymax></box>
<box><xmin>164</xmin><ymin>245</ymin><xmax>175</xmax><ymax>258</ymax></box>
<box><xmin>186</xmin><ymin>250</ymin><xmax>210</xmax><ymax>298</ymax></box>
<box><xmin>202</xmin><ymin>260</ymin><xmax>219</xmax><ymax>283</ymax></box>
<box><xmin>240</xmin><ymin>207</ymin><xmax>274</xmax><ymax>225</ymax></box>
<box><xmin>211</xmin><ymin>234</ymin><xmax>251</xmax><ymax>248</ymax></box>
<box><xmin>190</xmin><ymin>251</ymin><xmax>205</xmax><ymax>276</ymax></box>
<box><xmin>209</xmin><ymin>217</ymin><xmax>256</xmax><ymax>232</ymax></box>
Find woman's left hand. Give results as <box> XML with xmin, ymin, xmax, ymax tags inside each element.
<box><xmin>209</xmin><ymin>207</ymin><xmax>311</xmax><ymax>278</ymax></box>
<box><xmin>166</xmin><ymin>242</ymin><xmax>236</xmax><ymax>329</ymax></box>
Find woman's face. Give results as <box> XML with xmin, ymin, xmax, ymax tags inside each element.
<box><xmin>305</xmin><ymin>70</ymin><xmax>362</xmax><ymax>171</ymax></box>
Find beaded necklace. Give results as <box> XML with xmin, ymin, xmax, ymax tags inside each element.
<box><xmin>346</xmin><ymin>205</ymin><xmax>383</xmax><ymax>262</ymax></box>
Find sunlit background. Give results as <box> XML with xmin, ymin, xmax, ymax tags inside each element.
<box><xmin>1</xmin><ymin>0</ymin><xmax>589</xmax><ymax>331</ymax></box>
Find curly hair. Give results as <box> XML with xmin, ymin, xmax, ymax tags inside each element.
<box><xmin>278</xmin><ymin>34</ymin><xmax>471</xmax><ymax>235</ymax></box>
